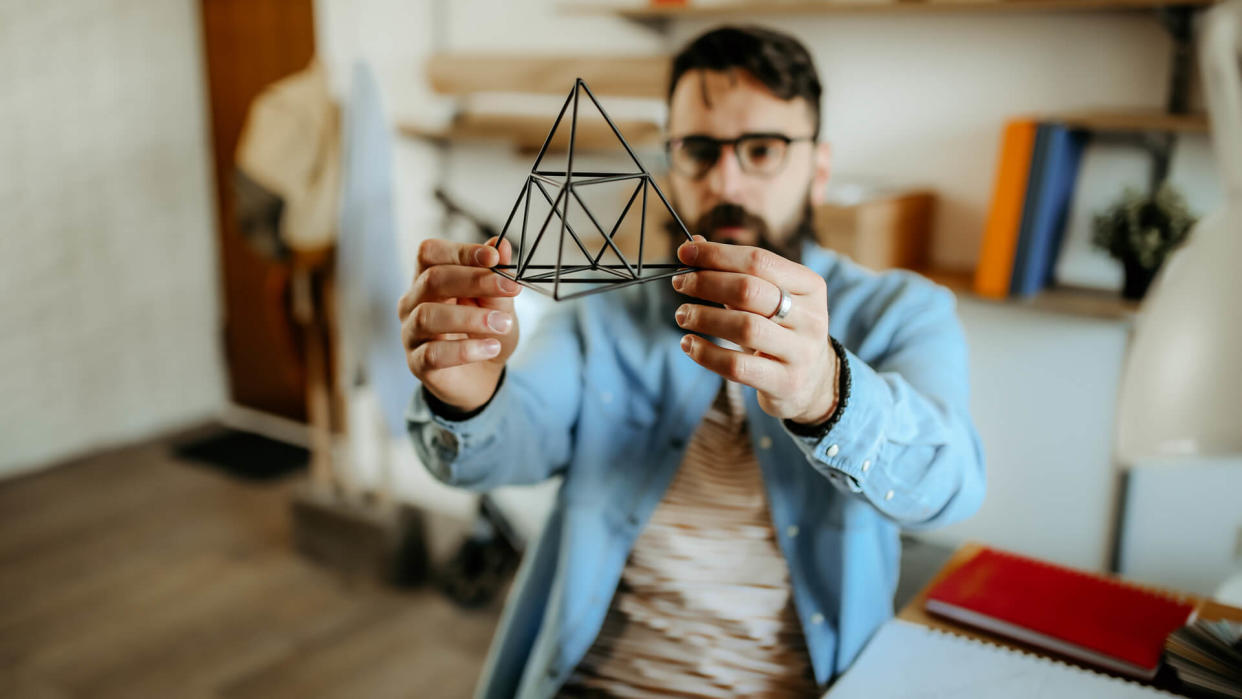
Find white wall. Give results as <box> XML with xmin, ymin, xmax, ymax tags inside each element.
<box><xmin>0</xmin><ymin>0</ymin><xmax>226</xmax><ymax>478</ymax></box>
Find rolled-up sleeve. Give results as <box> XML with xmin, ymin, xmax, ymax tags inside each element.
<box><xmin>406</xmin><ymin>305</ymin><xmax>584</xmax><ymax>491</ymax></box>
<box><xmin>783</xmin><ymin>284</ymin><xmax>986</xmax><ymax>529</ymax></box>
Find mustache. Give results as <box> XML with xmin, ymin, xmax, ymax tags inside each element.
<box><xmin>693</xmin><ymin>203</ymin><xmax>771</xmax><ymax>240</ymax></box>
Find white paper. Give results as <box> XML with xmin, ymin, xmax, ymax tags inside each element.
<box><xmin>824</xmin><ymin>619</ymin><xmax>1174</xmax><ymax>698</ymax></box>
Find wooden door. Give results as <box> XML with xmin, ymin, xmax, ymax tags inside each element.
<box><xmin>199</xmin><ymin>0</ymin><xmax>317</xmax><ymax>420</ymax></box>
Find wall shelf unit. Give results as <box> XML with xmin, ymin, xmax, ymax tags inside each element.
<box><xmin>426</xmin><ymin>53</ymin><xmax>668</xmax><ymax>98</ymax></box>
<box><xmin>402</xmin><ymin>53</ymin><xmax>668</xmax><ymax>153</ymax></box>
<box><xmin>562</xmin><ymin>0</ymin><xmax>1216</xmax><ymax>23</ymax></box>
<box><xmin>397</xmin><ymin>112</ymin><xmax>663</xmax><ymax>153</ymax></box>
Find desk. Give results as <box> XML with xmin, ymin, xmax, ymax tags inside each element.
<box><xmin>898</xmin><ymin>542</ymin><xmax>1242</xmax><ymax>696</ymax></box>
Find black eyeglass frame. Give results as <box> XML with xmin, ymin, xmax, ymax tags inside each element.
<box><xmin>664</xmin><ymin>132</ymin><xmax>817</xmax><ymax>179</ymax></box>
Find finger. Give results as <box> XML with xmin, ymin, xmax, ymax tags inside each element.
<box><xmin>418</xmin><ymin>264</ymin><xmax>521</xmax><ymax>302</ymax></box>
<box><xmin>675</xmin><ymin>304</ymin><xmax>796</xmax><ymax>360</ymax></box>
<box><xmin>486</xmin><ymin>237</ymin><xmax>514</xmax><ymax>266</ymax></box>
<box><xmin>677</xmin><ymin>241</ymin><xmax>822</xmax><ymax>295</ymax></box>
<box><xmin>417</xmin><ymin>238</ymin><xmax>500</xmax><ymax>273</ymax></box>
<box><xmin>476</xmin><ymin>238</ymin><xmax>521</xmax><ymax>311</ymax></box>
<box><xmin>679</xmin><ymin>334</ymin><xmax>786</xmax><ymax>392</ymax></box>
<box><xmin>405</xmin><ymin>302</ymin><xmax>513</xmax><ymax>344</ymax></box>
<box><xmin>672</xmin><ymin>269</ymin><xmax>794</xmax><ymax>323</ymax></box>
<box><xmin>409</xmin><ymin>338</ymin><xmax>502</xmax><ymax>373</ymax></box>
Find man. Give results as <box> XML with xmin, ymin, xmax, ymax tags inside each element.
<box><xmin>399</xmin><ymin>26</ymin><xmax>985</xmax><ymax>698</ymax></box>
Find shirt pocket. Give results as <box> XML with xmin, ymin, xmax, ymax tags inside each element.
<box><xmin>565</xmin><ymin>377</ymin><xmax>660</xmax><ymax>506</ymax></box>
<box><xmin>584</xmin><ymin>375</ymin><xmax>658</xmax><ymax>433</ymax></box>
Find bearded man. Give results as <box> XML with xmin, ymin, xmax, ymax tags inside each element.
<box><xmin>399</xmin><ymin>25</ymin><xmax>985</xmax><ymax>699</ymax></box>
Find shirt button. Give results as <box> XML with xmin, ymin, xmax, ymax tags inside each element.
<box><xmin>862</xmin><ymin>459</ymin><xmax>872</xmax><ymax>473</ymax></box>
<box><xmin>601</xmin><ymin>391</ymin><xmax>613</xmax><ymax>404</ymax></box>
<box><xmin>669</xmin><ymin>436</ymin><xmax>685</xmax><ymax>449</ymax></box>
<box><xmin>885</xmin><ymin>490</ymin><xmax>895</xmax><ymax>501</ymax></box>
<box><xmin>434</xmin><ymin>429</ymin><xmax>458</xmax><ymax>451</ymax></box>
<box><xmin>826</xmin><ymin>443</ymin><xmax>840</xmax><ymax>458</ymax></box>
<box><xmin>758</xmin><ymin>436</ymin><xmax>773</xmax><ymax>450</ymax></box>
<box><xmin>786</xmin><ymin>525</ymin><xmax>799</xmax><ymax>538</ymax></box>
<box><xmin>811</xmin><ymin>613</ymin><xmax>825</xmax><ymax>625</ymax></box>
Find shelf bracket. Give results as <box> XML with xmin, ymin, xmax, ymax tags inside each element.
<box><xmin>1142</xmin><ymin>131</ymin><xmax>1176</xmax><ymax>193</ymax></box>
<box><xmin>1156</xmin><ymin>6</ymin><xmax>1196</xmax><ymax>116</ymax></box>
<box><xmin>1142</xmin><ymin>6</ymin><xmax>1199</xmax><ymax>192</ymax></box>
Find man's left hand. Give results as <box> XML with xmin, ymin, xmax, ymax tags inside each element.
<box><xmin>672</xmin><ymin>237</ymin><xmax>839</xmax><ymax>426</ymax></box>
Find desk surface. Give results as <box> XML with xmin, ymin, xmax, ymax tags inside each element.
<box><xmin>897</xmin><ymin>542</ymin><xmax>1242</xmax><ymax>696</ymax></box>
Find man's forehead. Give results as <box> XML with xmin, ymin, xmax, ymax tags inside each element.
<box><xmin>667</xmin><ymin>68</ymin><xmax>816</xmax><ymax>137</ymax></box>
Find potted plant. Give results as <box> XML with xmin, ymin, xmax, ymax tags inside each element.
<box><xmin>1092</xmin><ymin>184</ymin><xmax>1197</xmax><ymax>300</ymax></box>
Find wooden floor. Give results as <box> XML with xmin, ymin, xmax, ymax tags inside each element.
<box><xmin>0</xmin><ymin>432</ymin><xmax>501</xmax><ymax>699</ymax></box>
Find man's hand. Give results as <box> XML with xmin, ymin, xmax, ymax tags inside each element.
<box><xmin>398</xmin><ymin>237</ymin><xmax>521</xmax><ymax>413</ymax></box>
<box><xmin>672</xmin><ymin>237</ymin><xmax>839</xmax><ymax>425</ymax></box>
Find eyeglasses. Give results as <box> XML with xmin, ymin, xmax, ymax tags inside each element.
<box><xmin>665</xmin><ymin>133</ymin><xmax>815</xmax><ymax>180</ymax></box>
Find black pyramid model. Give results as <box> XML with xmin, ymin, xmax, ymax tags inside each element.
<box><xmin>489</xmin><ymin>78</ymin><xmax>695</xmax><ymax>301</ymax></box>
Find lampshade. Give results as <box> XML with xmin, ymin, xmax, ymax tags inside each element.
<box><xmin>1114</xmin><ymin>1</ymin><xmax>1242</xmax><ymax>463</ymax></box>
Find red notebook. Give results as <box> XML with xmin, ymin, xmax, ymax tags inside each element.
<box><xmin>924</xmin><ymin>547</ymin><xmax>1196</xmax><ymax>680</ymax></box>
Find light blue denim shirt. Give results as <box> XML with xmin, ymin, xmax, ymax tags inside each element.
<box><xmin>407</xmin><ymin>242</ymin><xmax>986</xmax><ymax>698</ymax></box>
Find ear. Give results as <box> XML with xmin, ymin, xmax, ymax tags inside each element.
<box><xmin>810</xmin><ymin>140</ymin><xmax>831</xmax><ymax>206</ymax></box>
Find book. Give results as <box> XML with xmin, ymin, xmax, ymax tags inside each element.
<box><xmin>1010</xmin><ymin>124</ymin><xmax>1088</xmax><ymax>296</ymax></box>
<box><xmin>973</xmin><ymin>119</ymin><xmax>1038</xmax><ymax>299</ymax></box>
<box><xmin>827</xmin><ymin>618</ymin><xmax>1173</xmax><ymax>698</ymax></box>
<box><xmin>1008</xmin><ymin>123</ymin><xmax>1053</xmax><ymax>296</ymax></box>
<box><xmin>924</xmin><ymin>547</ymin><xmax>1196</xmax><ymax>680</ymax></box>
<box><xmin>1164</xmin><ymin>618</ymin><xmax>1242</xmax><ymax>698</ymax></box>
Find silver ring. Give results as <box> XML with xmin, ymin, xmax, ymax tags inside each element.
<box><xmin>769</xmin><ymin>288</ymin><xmax>793</xmax><ymax>321</ymax></box>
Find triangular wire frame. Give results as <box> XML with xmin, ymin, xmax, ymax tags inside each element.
<box><xmin>490</xmin><ymin>78</ymin><xmax>694</xmax><ymax>301</ymax></box>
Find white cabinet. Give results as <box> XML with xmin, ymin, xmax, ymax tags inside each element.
<box><xmin>918</xmin><ymin>298</ymin><xmax>1132</xmax><ymax>572</ymax></box>
<box><xmin>1118</xmin><ymin>457</ymin><xmax>1242</xmax><ymax>597</ymax></box>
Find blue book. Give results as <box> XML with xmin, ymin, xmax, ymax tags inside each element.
<box><xmin>1008</xmin><ymin>124</ymin><xmax>1051</xmax><ymax>297</ymax></box>
<box><xmin>1010</xmin><ymin>124</ymin><xmax>1087</xmax><ymax>297</ymax></box>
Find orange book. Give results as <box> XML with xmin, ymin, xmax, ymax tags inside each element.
<box><xmin>974</xmin><ymin>119</ymin><xmax>1038</xmax><ymax>299</ymax></box>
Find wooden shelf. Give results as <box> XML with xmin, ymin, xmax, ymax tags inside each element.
<box><xmin>919</xmin><ymin>267</ymin><xmax>1140</xmax><ymax>321</ymax></box>
<box><xmin>397</xmin><ymin>112</ymin><xmax>663</xmax><ymax>152</ymax></box>
<box><xmin>426</xmin><ymin>53</ymin><xmax>668</xmax><ymax>99</ymax></box>
<box><xmin>564</xmin><ymin>0</ymin><xmax>1216</xmax><ymax>19</ymax></box>
<box><xmin>1047</xmin><ymin>109</ymin><xmax>1210</xmax><ymax>134</ymax></box>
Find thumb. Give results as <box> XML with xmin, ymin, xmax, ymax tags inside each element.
<box><xmin>480</xmin><ymin>237</ymin><xmax>518</xmax><ymax>311</ymax></box>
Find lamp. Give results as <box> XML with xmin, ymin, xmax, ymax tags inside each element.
<box><xmin>1114</xmin><ymin>1</ymin><xmax>1242</xmax><ymax>463</ymax></box>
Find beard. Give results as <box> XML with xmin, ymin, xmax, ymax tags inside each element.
<box><xmin>667</xmin><ymin>197</ymin><xmax>816</xmax><ymax>265</ymax></box>
<box><xmin>660</xmin><ymin>196</ymin><xmax>817</xmax><ymax>322</ymax></box>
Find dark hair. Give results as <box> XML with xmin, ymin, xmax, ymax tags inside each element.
<box><xmin>668</xmin><ymin>25</ymin><xmax>823</xmax><ymax>139</ymax></box>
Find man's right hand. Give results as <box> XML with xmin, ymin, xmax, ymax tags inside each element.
<box><xmin>398</xmin><ymin>237</ymin><xmax>521</xmax><ymax>414</ymax></box>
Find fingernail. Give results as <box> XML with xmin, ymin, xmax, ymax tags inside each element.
<box><xmin>497</xmin><ymin>278</ymin><xmax>518</xmax><ymax>293</ymax></box>
<box><xmin>671</xmin><ymin>274</ymin><xmax>685</xmax><ymax>291</ymax></box>
<box><xmin>476</xmin><ymin>339</ymin><xmax>501</xmax><ymax>359</ymax></box>
<box><xmin>679</xmin><ymin>243</ymin><xmax>698</xmax><ymax>264</ymax></box>
<box><xmin>486</xmin><ymin>311</ymin><xmax>512</xmax><ymax>333</ymax></box>
<box><xmin>675</xmin><ymin>306</ymin><xmax>688</xmax><ymax>326</ymax></box>
<box><xmin>680</xmin><ymin>335</ymin><xmax>693</xmax><ymax>353</ymax></box>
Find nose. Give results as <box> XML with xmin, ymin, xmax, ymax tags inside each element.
<box><xmin>705</xmin><ymin>144</ymin><xmax>746</xmax><ymax>202</ymax></box>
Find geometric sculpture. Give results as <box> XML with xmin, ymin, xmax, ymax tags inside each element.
<box><xmin>490</xmin><ymin>78</ymin><xmax>695</xmax><ymax>301</ymax></box>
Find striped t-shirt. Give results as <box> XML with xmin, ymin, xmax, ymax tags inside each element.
<box><xmin>562</xmin><ymin>381</ymin><xmax>817</xmax><ymax>697</ymax></box>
